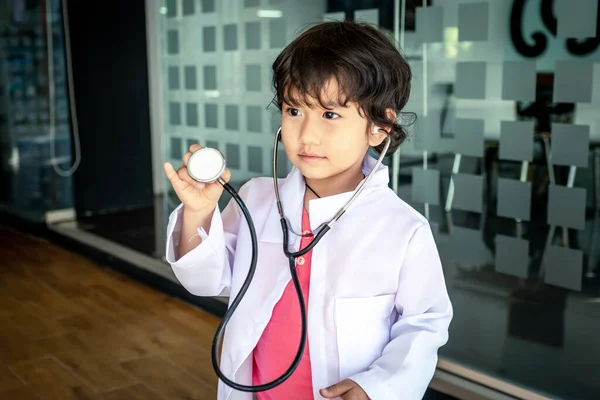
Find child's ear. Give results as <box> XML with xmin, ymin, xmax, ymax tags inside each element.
<box><xmin>372</xmin><ymin>109</ymin><xmax>397</xmax><ymax>133</ymax></box>
<box><xmin>368</xmin><ymin>109</ymin><xmax>397</xmax><ymax>147</ymax></box>
<box><xmin>368</xmin><ymin>126</ymin><xmax>387</xmax><ymax>147</ymax></box>
<box><xmin>385</xmin><ymin>109</ymin><xmax>397</xmax><ymax>127</ymax></box>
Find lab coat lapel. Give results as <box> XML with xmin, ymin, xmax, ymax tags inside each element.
<box><xmin>307</xmin><ymin>155</ymin><xmax>390</xmax><ymax>231</ymax></box>
<box><xmin>259</xmin><ymin>167</ymin><xmax>305</xmax><ymax>248</ymax></box>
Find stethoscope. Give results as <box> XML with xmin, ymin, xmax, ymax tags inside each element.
<box><xmin>186</xmin><ymin>126</ymin><xmax>390</xmax><ymax>392</ymax></box>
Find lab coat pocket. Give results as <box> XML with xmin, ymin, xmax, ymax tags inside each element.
<box><xmin>334</xmin><ymin>294</ymin><xmax>396</xmax><ymax>379</ymax></box>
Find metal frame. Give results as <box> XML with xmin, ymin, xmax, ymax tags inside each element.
<box><xmin>145</xmin><ymin>0</ymin><xmax>166</xmax><ymax>195</ymax></box>
<box><xmin>431</xmin><ymin>369</ymin><xmax>517</xmax><ymax>400</ymax></box>
<box><xmin>48</xmin><ymin>221</ymin><xmax>178</xmax><ymax>282</ymax></box>
<box><xmin>436</xmin><ymin>360</ymin><xmax>554</xmax><ymax>400</ymax></box>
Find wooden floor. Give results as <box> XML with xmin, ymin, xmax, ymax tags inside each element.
<box><xmin>0</xmin><ymin>226</ymin><xmax>222</xmax><ymax>399</ymax></box>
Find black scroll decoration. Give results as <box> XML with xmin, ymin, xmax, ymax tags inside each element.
<box><xmin>510</xmin><ymin>0</ymin><xmax>599</xmax><ymax>58</ymax></box>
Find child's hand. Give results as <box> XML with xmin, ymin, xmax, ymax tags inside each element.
<box><xmin>320</xmin><ymin>379</ymin><xmax>370</xmax><ymax>399</ymax></box>
<box><xmin>164</xmin><ymin>144</ymin><xmax>231</xmax><ymax>216</ymax></box>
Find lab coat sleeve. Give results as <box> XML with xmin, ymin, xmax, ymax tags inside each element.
<box><xmin>349</xmin><ymin>222</ymin><xmax>453</xmax><ymax>400</ymax></box>
<box><xmin>164</xmin><ymin>180</ymin><xmax>253</xmax><ymax>297</ymax></box>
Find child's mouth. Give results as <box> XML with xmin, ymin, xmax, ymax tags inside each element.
<box><xmin>299</xmin><ymin>154</ymin><xmax>326</xmax><ymax>163</ymax></box>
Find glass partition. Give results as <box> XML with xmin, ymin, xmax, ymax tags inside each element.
<box><xmin>406</xmin><ymin>1</ymin><xmax>600</xmax><ymax>399</ymax></box>
<box><xmin>150</xmin><ymin>1</ymin><xmax>600</xmax><ymax>398</ymax></box>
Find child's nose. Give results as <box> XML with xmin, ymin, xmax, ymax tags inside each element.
<box><xmin>298</xmin><ymin>120</ymin><xmax>322</xmax><ymax>145</ymax></box>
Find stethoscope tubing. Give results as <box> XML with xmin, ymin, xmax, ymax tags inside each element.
<box><xmin>212</xmin><ymin>182</ymin><xmax>308</xmax><ymax>392</ymax></box>
<box><xmin>210</xmin><ymin>127</ymin><xmax>390</xmax><ymax>392</ymax></box>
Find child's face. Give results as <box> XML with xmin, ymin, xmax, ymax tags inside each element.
<box><xmin>280</xmin><ymin>79</ymin><xmax>386</xmax><ymax>181</ymax></box>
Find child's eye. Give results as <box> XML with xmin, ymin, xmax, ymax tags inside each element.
<box><xmin>286</xmin><ymin>108</ymin><xmax>302</xmax><ymax>117</ymax></box>
<box><xmin>323</xmin><ymin>111</ymin><xmax>340</xmax><ymax>120</ymax></box>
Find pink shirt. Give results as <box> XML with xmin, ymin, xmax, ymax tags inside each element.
<box><xmin>253</xmin><ymin>208</ymin><xmax>314</xmax><ymax>399</ymax></box>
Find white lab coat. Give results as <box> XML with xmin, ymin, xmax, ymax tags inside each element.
<box><xmin>165</xmin><ymin>155</ymin><xmax>453</xmax><ymax>400</ymax></box>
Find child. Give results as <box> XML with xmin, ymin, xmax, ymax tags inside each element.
<box><xmin>164</xmin><ymin>20</ymin><xmax>452</xmax><ymax>400</ymax></box>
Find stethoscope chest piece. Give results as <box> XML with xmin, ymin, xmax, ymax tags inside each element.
<box><xmin>187</xmin><ymin>147</ymin><xmax>226</xmax><ymax>183</ymax></box>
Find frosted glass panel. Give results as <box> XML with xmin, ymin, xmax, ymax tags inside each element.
<box><xmin>454</xmin><ymin>119</ymin><xmax>484</xmax><ymax>157</ymax></box>
<box><xmin>452</xmin><ymin>173</ymin><xmax>483</xmax><ymax>213</ymax></box>
<box><xmin>411</xmin><ymin>168</ymin><xmax>440</xmax><ymax>205</ymax></box>
<box><xmin>205</xmin><ymin>103</ymin><xmax>218</xmax><ymax>128</ymax></box>
<box><xmin>553</xmin><ymin>61</ymin><xmax>594</xmax><ymax>103</ymax></box>
<box><xmin>203</xmin><ymin>66</ymin><xmax>217</xmax><ymax>90</ymax></box>
<box><xmin>245</xmin><ymin>22</ymin><xmax>261</xmax><ymax>50</ymax></box>
<box><xmin>202</xmin><ymin>0</ymin><xmax>215</xmax><ymax>13</ymax></box>
<box><xmin>497</xmin><ymin>178</ymin><xmax>531</xmax><ymax>221</ymax></box>
<box><xmin>168</xmin><ymin>66</ymin><xmax>179</xmax><ymax>90</ymax></box>
<box><xmin>182</xmin><ymin>0</ymin><xmax>195</xmax><ymax>15</ymax></box>
<box><xmin>186</xmin><ymin>103</ymin><xmax>198</xmax><ymax>126</ymax></box>
<box><xmin>499</xmin><ymin>121</ymin><xmax>534</xmax><ymax>162</ymax></box>
<box><xmin>166</xmin><ymin>0</ymin><xmax>177</xmax><ymax>18</ymax></box>
<box><xmin>455</xmin><ymin>62</ymin><xmax>486</xmax><ymax>99</ymax></box>
<box><xmin>556</xmin><ymin>0</ymin><xmax>598</xmax><ymax>39</ymax></box>
<box><xmin>184</xmin><ymin>66</ymin><xmax>197</xmax><ymax>90</ymax></box>
<box><xmin>545</xmin><ymin>246</ymin><xmax>583</xmax><ymax>291</ymax></box>
<box><xmin>495</xmin><ymin>235</ymin><xmax>529</xmax><ymax>279</ymax></box>
<box><xmin>223</xmin><ymin>25</ymin><xmax>238</xmax><ymax>51</ymax></box>
<box><xmin>458</xmin><ymin>2</ymin><xmax>489</xmax><ymax>41</ymax></box>
<box><xmin>246</xmin><ymin>65</ymin><xmax>262</xmax><ymax>92</ymax></box>
<box><xmin>502</xmin><ymin>61</ymin><xmax>536</xmax><ymax>101</ymax></box>
<box><xmin>167</xmin><ymin>30</ymin><xmax>178</xmax><ymax>54</ymax></box>
<box><xmin>547</xmin><ymin>185</ymin><xmax>587</xmax><ymax>230</ymax></box>
<box><xmin>550</xmin><ymin>123</ymin><xmax>590</xmax><ymax>168</ymax></box>
<box><xmin>269</xmin><ymin>20</ymin><xmax>286</xmax><ymax>48</ymax></box>
<box><xmin>247</xmin><ymin>105</ymin><xmax>263</xmax><ymax>132</ymax></box>
<box><xmin>169</xmin><ymin>102</ymin><xmax>181</xmax><ymax>125</ymax></box>
<box><xmin>248</xmin><ymin>146</ymin><xmax>263</xmax><ymax>173</ymax></box>
<box><xmin>416</xmin><ymin>6</ymin><xmax>444</xmax><ymax>43</ymax></box>
<box><xmin>226</xmin><ymin>143</ymin><xmax>240</xmax><ymax>169</ymax></box>
<box><xmin>203</xmin><ymin>27</ymin><xmax>216</xmax><ymax>52</ymax></box>
<box><xmin>225</xmin><ymin>105</ymin><xmax>239</xmax><ymax>130</ymax></box>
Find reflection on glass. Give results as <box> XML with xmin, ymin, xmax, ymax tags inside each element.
<box><xmin>0</xmin><ymin>0</ymin><xmax>74</xmax><ymax>222</ymax></box>
<box><xmin>406</xmin><ymin>1</ymin><xmax>600</xmax><ymax>398</ymax></box>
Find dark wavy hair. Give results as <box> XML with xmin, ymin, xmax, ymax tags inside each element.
<box><xmin>271</xmin><ymin>20</ymin><xmax>415</xmax><ymax>156</ymax></box>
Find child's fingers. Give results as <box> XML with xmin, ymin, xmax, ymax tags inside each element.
<box><xmin>319</xmin><ymin>379</ymin><xmax>355</xmax><ymax>398</ymax></box>
<box><xmin>182</xmin><ymin>145</ymin><xmax>203</xmax><ymax>166</ymax></box>
<box><xmin>182</xmin><ymin>151</ymin><xmax>193</xmax><ymax>166</ymax></box>
<box><xmin>164</xmin><ymin>162</ymin><xmax>190</xmax><ymax>193</ymax></box>
<box><xmin>176</xmin><ymin>164</ymin><xmax>199</xmax><ymax>187</ymax></box>
<box><xmin>163</xmin><ymin>161</ymin><xmax>179</xmax><ymax>183</ymax></box>
<box><xmin>189</xmin><ymin>143</ymin><xmax>202</xmax><ymax>153</ymax></box>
